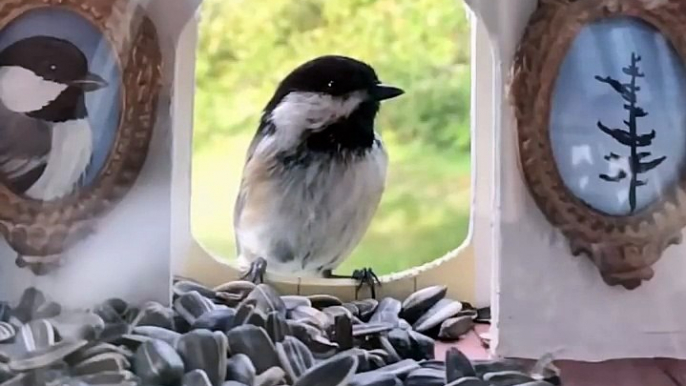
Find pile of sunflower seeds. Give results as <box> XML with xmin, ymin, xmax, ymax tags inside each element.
<box><xmin>0</xmin><ymin>279</ymin><xmax>561</xmax><ymax>386</ymax></box>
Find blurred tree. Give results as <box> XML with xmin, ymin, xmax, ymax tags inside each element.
<box><xmin>194</xmin><ymin>0</ymin><xmax>471</xmax><ymax>154</ymax></box>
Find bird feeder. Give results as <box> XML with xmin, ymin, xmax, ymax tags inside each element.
<box><xmin>168</xmin><ymin>1</ymin><xmax>489</xmax><ymax>309</ymax></box>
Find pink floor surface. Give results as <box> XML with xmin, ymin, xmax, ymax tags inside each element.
<box><xmin>435</xmin><ymin>325</ymin><xmax>686</xmax><ymax>386</ymax></box>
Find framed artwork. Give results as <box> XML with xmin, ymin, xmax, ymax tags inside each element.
<box><xmin>509</xmin><ymin>0</ymin><xmax>686</xmax><ymax>289</ymax></box>
<box><xmin>0</xmin><ymin>0</ymin><xmax>162</xmax><ymax>273</ymax></box>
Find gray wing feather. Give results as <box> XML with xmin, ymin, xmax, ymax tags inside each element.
<box><xmin>233</xmin><ymin>122</ymin><xmax>272</xmax><ymax>255</ymax></box>
<box><xmin>0</xmin><ymin>104</ymin><xmax>51</xmax><ymax>189</ymax></box>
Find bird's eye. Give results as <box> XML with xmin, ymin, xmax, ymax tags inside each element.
<box><xmin>49</xmin><ymin>64</ymin><xmax>57</xmax><ymax>71</ymax></box>
<box><xmin>327</xmin><ymin>80</ymin><xmax>334</xmax><ymax>88</ymax></box>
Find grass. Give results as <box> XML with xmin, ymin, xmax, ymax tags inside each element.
<box><xmin>190</xmin><ymin>129</ymin><xmax>472</xmax><ymax>276</ymax></box>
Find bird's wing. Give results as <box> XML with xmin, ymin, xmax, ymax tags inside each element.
<box><xmin>233</xmin><ymin>178</ymin><xmax>247</xmax><ymax>256</ymax></box>
<box><xmin>233</xmin><ymin>119</ymin><xmax>275</xmax><ymax>256</ymax></box>
<box><xmin>0</xmin><ymin>105</ymin><xmax>51</xmax><ymax>193</ymax></box>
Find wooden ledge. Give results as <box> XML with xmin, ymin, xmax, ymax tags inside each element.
<box><xmin>179</xmin><ymin>238</ymin><xmax>476</xmax><ymax>303</ymax></box>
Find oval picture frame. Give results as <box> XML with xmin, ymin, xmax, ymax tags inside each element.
<box><xmin>0</xmin><ymin>0</ymin><xmax>162</xmax><ymax>268</ymax></box>
<box><xmin>509</xmin><ymin>0</ymin><xmax>686</xmax><ymax>290</ymax></box>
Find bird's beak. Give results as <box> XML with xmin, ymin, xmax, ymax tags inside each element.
<box><xmin>371</xmin><ymin>83</ymin><xmax>404</xmax><ymax>101</ymax></box>
<box><xmin>70</xmin><ymin>72</ymin><xmax>108</xmax><ymax>92</ymax></box>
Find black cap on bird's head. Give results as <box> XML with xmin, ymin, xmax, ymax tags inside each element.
<box><xmin>0</xmin><ymin>36</ymin><xmax>108</xmax><ymax>92</ymax></box>
<box><xmin>264</xmin><ymin>55</ymin><xmax>404</xmax><ymax>112</ymax></box>
<box><xmin>0</xmin><ymin>36</ymin><xmax>108</xmax><ymax>121</ymax></box>
<box><xmin>260</xmin><ymin>55</ymin><xmax>404</xmax><ymax>154</ymax></box>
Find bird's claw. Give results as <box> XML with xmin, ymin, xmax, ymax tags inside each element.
<box><xmin>240</xmin><ymin>257</ymin><xmax>267</xmax><ymax>284</ymax></box>
<box><xmin>351</xmin><ymin>267</ymin><xmax>382</xmax><ymax>299</ymax></box>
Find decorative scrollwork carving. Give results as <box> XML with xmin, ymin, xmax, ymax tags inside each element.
<box><xmin>0</xmin><ymin>0</ymin><xmax>162</xmax><ymax>273</ymax></box>
<box><xmin>509</xmin><ymin>0</ymin><xmax>686</xmax><ymax>289</ymax></box>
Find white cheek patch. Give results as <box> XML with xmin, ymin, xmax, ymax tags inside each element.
<box><xmin>270</xmin><ymin>91</ymin><xmax>366</xmax><ymax>134</ymax></box>
<box><xmin>0</xmin><ymin>66</ymin><xmax>67</xmax><ymax>113</ymax></box>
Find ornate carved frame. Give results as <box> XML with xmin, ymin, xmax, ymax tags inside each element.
<box><xmin>509</xmin><ymin>0</ymin><xmax>686</xmax><ymax>290</ymax></box>
<box><xmin>0</xmin><ymin>0</ymin><xmax>162</xmax><ymax>271</ymax></box>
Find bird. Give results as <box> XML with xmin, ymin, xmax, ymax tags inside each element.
<box><xmin>233</xmin><ymin>55</ymin><xmax>404</xmax><ymax>297</ymax></box>
<box><xmin>0</xmin><ymin>36</ymin><xmax>108</xmax><ymax>271</ymax></box>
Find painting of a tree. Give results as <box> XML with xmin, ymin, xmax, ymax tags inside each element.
<box><xmin>595</xmin><ymin>51</ymin><xmax>666</xmax><ymax>214</ymax></box>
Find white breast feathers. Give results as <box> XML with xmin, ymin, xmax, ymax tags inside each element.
<box><xmin>24</xmin><ymin>119</ymin><xmax>93</xmax><ymax>201</ymax></box>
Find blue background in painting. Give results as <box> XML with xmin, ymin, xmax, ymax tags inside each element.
<box><xmin>0</xmin><ymin>8</ymin><xmax>121</xmax><ymax>186</ymax></box>
<box><xmin>550</xmin><ymin>16</ymin><xmax>686</xmax><ymax>216</ymax></box>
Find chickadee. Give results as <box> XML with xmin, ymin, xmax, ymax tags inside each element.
<box><xmin>234</xmin><ymin>55</ymin><xmax>404</xmax><ymax>297</ymax></box>
<box><xmin>0</xmin><ymin>36</ymin><xmax>108</xmax><ymax>270</ymax></box>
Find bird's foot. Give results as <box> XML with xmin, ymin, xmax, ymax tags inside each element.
<box><xmin>324</xmin><ymin>267</ymin><xmax>382</xmax><ymax>299</ymax></box>
<box><xmin>240</xmin><ymin>257</ymin><xmax>267</xmax><ymax>284</ymax></box>
<box><xmin>351</xmin><ymin>268</ymin><xmax>382</xmax><ymax>299</ymax></box>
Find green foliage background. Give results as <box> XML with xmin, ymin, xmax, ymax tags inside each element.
<box><xmin>192</xmin><ymin>0</ymin><xmax>473</xmax><ymax>275</ymax></box>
